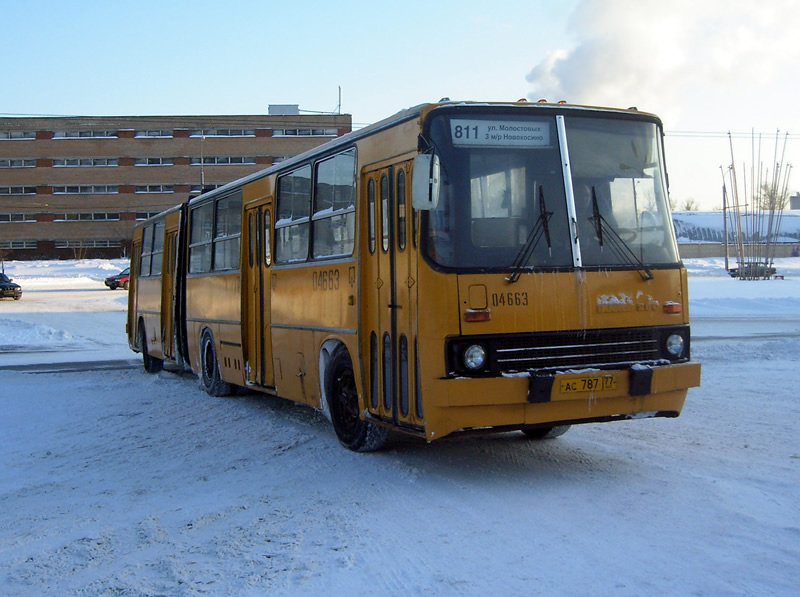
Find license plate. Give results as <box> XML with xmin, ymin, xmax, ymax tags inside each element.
<box><xmin>560</xmin><ymin>375</ymin><xmax>617</xmax><ymax>393</ymax></box>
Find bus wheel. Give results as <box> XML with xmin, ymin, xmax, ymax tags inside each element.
<box><xmin>327</xmin><ymin>347</ymin><xmax>389</xmax><ymax>452</ymax></box>
<box><xmin>139</xmin><ymin>324</ymin><xmax>163</xmax><ymax>374</ymax></box>
<box><xmin>200</xmin><ymin>330</ymin><xmax>232</xmax><ymax>397</ymax></box>
<box><xmin>521</xmin><ymin>425</ymin><xmax>571</xmax><ymax>440</ymax></box>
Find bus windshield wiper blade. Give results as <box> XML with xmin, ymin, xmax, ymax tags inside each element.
<box><xmin>591</xmin><ymin>187</ymin><xmax>604</xmax><ymax>248</ymax></box>
<box><xmin>588</xmin><ymin>186</ymin><xmax>653</xmax><ymax>281</ymax></box>
<box><xmin>506</xmin><ymin>186</ymin><xmax>552</xmax><ymax>284</ymax></box>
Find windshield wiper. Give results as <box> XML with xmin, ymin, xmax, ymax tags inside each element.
<box><xmin>506</xmin><ymin>186</ymin><xmax>552</xmax><ymax>283</ymax></box>
<box><xmin>588</xmin><ymin>186</ymin><xmax>653</xmax><ymax>281</ymax></box>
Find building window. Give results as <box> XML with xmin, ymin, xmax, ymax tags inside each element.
<box><xmin>54</xmin><ymin>239</ymin><xmax>121</xmax><ymax>248</ymax></box>
<box><xmin>0</xmin><ymin>159</ymin><xmax>35</xmax><ymax>168</ymax></box>
<box><xmin>53</xmin><ymin>212</ymin><xmax>120</xmax><ymax>222</ymax></box>
<box><xmin>135</xmin><ymin>212</ymin><xmax>161</xmax><ymax>220</ymax></box>
<box><xmin>0</xmin><ymin>131</ymin><xmax>35</xmax><ymax>140</ymax></box>
<box><xmin>272</xmin><ymin>128</ymin><xmax>337</xmax><ymax>137</ymax></box>
<box><xmin>135</xmin><ymin>184</ymin><xmax>174</xmax><ymax>193</ymax></box>
<box><xmin>189</xmin><ymin>156</ymin><xmax>257</xmax><ymax>165</ymax></box>
<box><xmin>0</xmin><ymin>213</ymin><xmax>37</xmax><ymax>223</ymax></box>
<box><xmin>134</xmin><ymin>129</ymin><xmax>173</xmax><ymax>138</ymax></box>
<box><xmin>0</xmin><ymin>239</ymin><xmax>37</xmax><ymax>249</ymax></box>
<box><xmin>189</xmin><ymin>128</ymin><xmax>255</xmax><ymax>137</ymax></box>
<box><xmin>189</xmin><ymin>184</ymin><xmax>222</xmax><ymax>193</ymax></box>
<box><xmin>52</xmin><ymin>185</ymin><xmax>119</xmax><ymax>194</ymax></box>
<box><xmin>52</xmin><ymin>130</ymin><xmax>118</xmax><ymax>138</ymax></box>
<box><xmin>134</xmin><ymin>157</ymin><xmax>173</xmax><ymax>166</ymax></box>
<box><xmin>0</xmin><ymin>186</ymin><xmax>36</xmax><ymax>195</ymax></box>
<box><xmin>53</xmin><ymin>158</ymin><xmax>118</xmax><ymax>167</ymax></box>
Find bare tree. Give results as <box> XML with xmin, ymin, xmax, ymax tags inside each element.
<box><xmin>680</xmin><ymin>198</ymin><xmax>699</xmax><ymax>211</ymax></box>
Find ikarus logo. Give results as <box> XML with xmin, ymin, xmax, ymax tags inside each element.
<box><xmin>596</xmin><ymin>291</ymin><xmax>660</xmax><ymax>313</ymax></box>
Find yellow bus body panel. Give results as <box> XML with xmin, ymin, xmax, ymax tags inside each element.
<box><xmin>185</xmin><ymin>271</ymin><xmax>244</xmax><ymax>384</ymax></box>
<box><xmin>415</xmin><ymin>262</ymin><xmax>699</xmax><ymax>440</ymax></box>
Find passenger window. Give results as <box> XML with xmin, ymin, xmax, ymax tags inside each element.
<box><xmin>213</xmin><ymin>192</ymin><xmax>241</xmax><ymax>271</ymax></box>
<box><xmin>397</xmin><ymin>170</ymin><xmax>407</xmax><ymax>251</ymax></box>
<box><xmin>275</xmin><ymin>165</ymin><xmax>311</xmax><ymax>263</ymax></box>
<box><xmin>368</xmin><ymin>178</ymin><xmax>376</xmax><ymax>254</ymax></box>
<box><xmin>264</xmin><ymin>209</ymin><xmax>272</xmax><ymax>266</ymax></box>
<box><xmin>380</xmin><ymin>173</ymin><xmax>390</xmax><ymax>252</ymax></box>
<box><xmin>189</xmin><ymin>202</ymin><xmax>213</xmax><ymax>273</ymax></box>
<box><xmin>312</xmin><ymin>148</ymin><xmax>356</xmax><ymax>258</ymax></box>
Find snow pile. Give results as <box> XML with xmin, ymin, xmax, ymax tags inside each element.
<box><xmin>0</xmin><ymin>318</ymin><xmax>72</xmax><ymax>346</ymax></box>
<box><xmin>673</xmin><ymin>210</ymin><xmax>800</xmax><ymax>244</ymax></box>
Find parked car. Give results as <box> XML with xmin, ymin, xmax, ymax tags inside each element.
<box><xmin>0</xmin><ymin>272</ymin><xmax>22</xmax><ymax>300</ymax></box>
<box><xmin>104</xmin><ymin>267</ymin><xmax>130</xmax><ymax>290</ymax></box>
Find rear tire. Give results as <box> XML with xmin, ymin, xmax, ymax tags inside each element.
<box><xmin>200</xmin><ymin>330</ymin><xmax>232</xmax><ymax>397</ymax></box>
<box><xmin>139</xmin><ymin>324</ymin><xmax>163</xmax><ymax>374</ymax></box>
<box><xmin>521</xmin><ymin>425</ymin><xmax>571</xmax><ymax>440</ymax></box>
<box><xmin>327</xmin><ymin>347</ymin><xmax>389</xmax><ymax>452</ymax></box>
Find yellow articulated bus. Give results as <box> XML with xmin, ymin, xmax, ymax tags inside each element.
<box><xmin>128</xmin><ymin>100</ymin><xmax>701</xmax><ymax>451</ymax></box>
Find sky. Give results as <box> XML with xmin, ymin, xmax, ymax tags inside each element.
<box><xmin>1</xmin><ymin>0</ymin><xmax>798</xmax><ymax>210</ymax></box>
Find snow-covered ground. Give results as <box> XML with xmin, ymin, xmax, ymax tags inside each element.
<box><xmin>1</xmin><ymin>257</ymin><xmax>799</xmax><ymax>596</ymax></box>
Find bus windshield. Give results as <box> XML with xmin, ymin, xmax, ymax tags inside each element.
<box><xmin>424</xmin><ymin>112</ymin><xmax>679</xmax><ymax>270</ymax></box>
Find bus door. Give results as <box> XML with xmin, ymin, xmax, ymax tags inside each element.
<box><xmin>161</xmin><ymin>226</ymin><xmax>177</xmax><ymax>361</ymax></box>
<box><xmin>364</xmin><ymin>161</ymin><xmax>418</xmax><ymax>427</ymax></box>
<box><xmin>243</xmin><ymin>202</ymin><xmax>275</xmax><ymax>388</ymax></box>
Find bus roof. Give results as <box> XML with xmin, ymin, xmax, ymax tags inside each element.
<box><xmin>180</xmin><ymin>100</ymin><xmax>661</xmax><ymax>209</ymax></box>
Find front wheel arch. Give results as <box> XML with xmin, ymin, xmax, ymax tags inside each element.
<box><xmin>325</xmin><ymin>345</ymin><xmax>389</xmax><ymax>452</ymax></box>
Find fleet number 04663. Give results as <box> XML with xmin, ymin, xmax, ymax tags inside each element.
<box><xmin>491</xmin><ymin>292</ymin><xmax>529</xmax><ymax>307</ymax></box>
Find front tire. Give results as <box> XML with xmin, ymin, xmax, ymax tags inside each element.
<box><xmin>521</xmin><ymin>425</ymin><xmax>571</xmax><ymax>440</ymax></box>
<box><xmin>139</xmin><ymin>324</ymin><xmax>163</xmax><ymax>373</ymax></box>
<box><xmin>200</xmin><ymin>330</ymin><xmax>232</xmax><ymax>397</ymax></box>
<box><xmin>327</xmin><ymin>347</ymin><xmax>389</xmax><ymax>452</ymax></box>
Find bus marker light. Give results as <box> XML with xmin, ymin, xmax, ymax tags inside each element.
<box><xmin>663</xmin><ymin>302</ymin><xmax>682</xmax><ymax>314</ymax></box>
<box><xmin>463</xmin><ymin>309</ymin><xmax>491</xmax><ymax>322</ymax></box>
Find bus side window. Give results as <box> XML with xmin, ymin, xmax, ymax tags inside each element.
<box><xmin>312</xmin><ymin>149</ymin><xmax>356</xmax><ymax>259</ymax></box>
<box><xmin>189</xmin><ymin>203</ymin><xmax>213</xmax><ymax>273</ymax></box>
<box><xmin>380</xmin><ymin>173</ymin><xmax>390</xmax><ymax>252</ymax></box>
<box><xmin>264</xmin><ymin>209</ymin><xmax>271</xmax><ymax>266</ymax></box>
<box><xmin>275</xmin><ymin>165</ymin><xmax>311</xmax><ymax>263</ymax></box>
<box><xmin>368</xmin><ymin>178</ymin><xmax>376</xmax><ymax>254</ymax></box>
<box><xmin>140</xmin><ymin>223</ymin><xmax>153</xmax><ymax>276</ymax></box>
<box><xmin>397</xmin><ymin>169</ymin><xmax>407</xmax><ymax>251</ymax></box>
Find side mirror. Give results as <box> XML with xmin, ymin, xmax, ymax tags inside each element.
<box><xmin>412</xmin><ymin>153</ymin><xmax>440</xmax><ymax>210</ymax></box>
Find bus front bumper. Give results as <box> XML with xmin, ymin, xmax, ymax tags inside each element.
<box><xmin>424</xmin><ymin>361</ymin><xmax>701</xmax><ymax>441</ymax></box>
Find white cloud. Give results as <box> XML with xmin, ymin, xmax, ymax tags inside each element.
<box><xmin>527</xmin><ymin>0</ymin><xmax>800</xmax><ymax>128</ymax></box>
<box><xmin>526</xmin><ymin>0</ymin><xmax>800</xmax><ymax>208</ymax></box>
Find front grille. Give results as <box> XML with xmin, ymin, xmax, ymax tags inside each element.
<box><xmin>493</xmin><ymin>329</ymin><xmax>661</xmax><ymax>372</ymax></box>
<box><xmin>446</xmin><ymin>326</ymin><xmax>686</xmax><ymax>376</ymax></box>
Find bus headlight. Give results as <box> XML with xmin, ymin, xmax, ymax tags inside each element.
<box><xmin>463</xmin><ymin>344</ymin><xmax>487</xmax><ymax>371</ymax></box>
<box><xmin>665</xmin><ymin>333</ymin><xmax>685</xmax><ymax>358</ymax></box>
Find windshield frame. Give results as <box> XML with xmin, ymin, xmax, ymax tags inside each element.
<box><xmin>419</xmin><ymin>105</ymin><xmax>681</xmax><ymax>275</ymax></box>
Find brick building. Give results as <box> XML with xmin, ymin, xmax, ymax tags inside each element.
<box><xmin>0</xmin><ymin>107</ymin><xmax>351</xmax><ymax>259</ymax></box>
